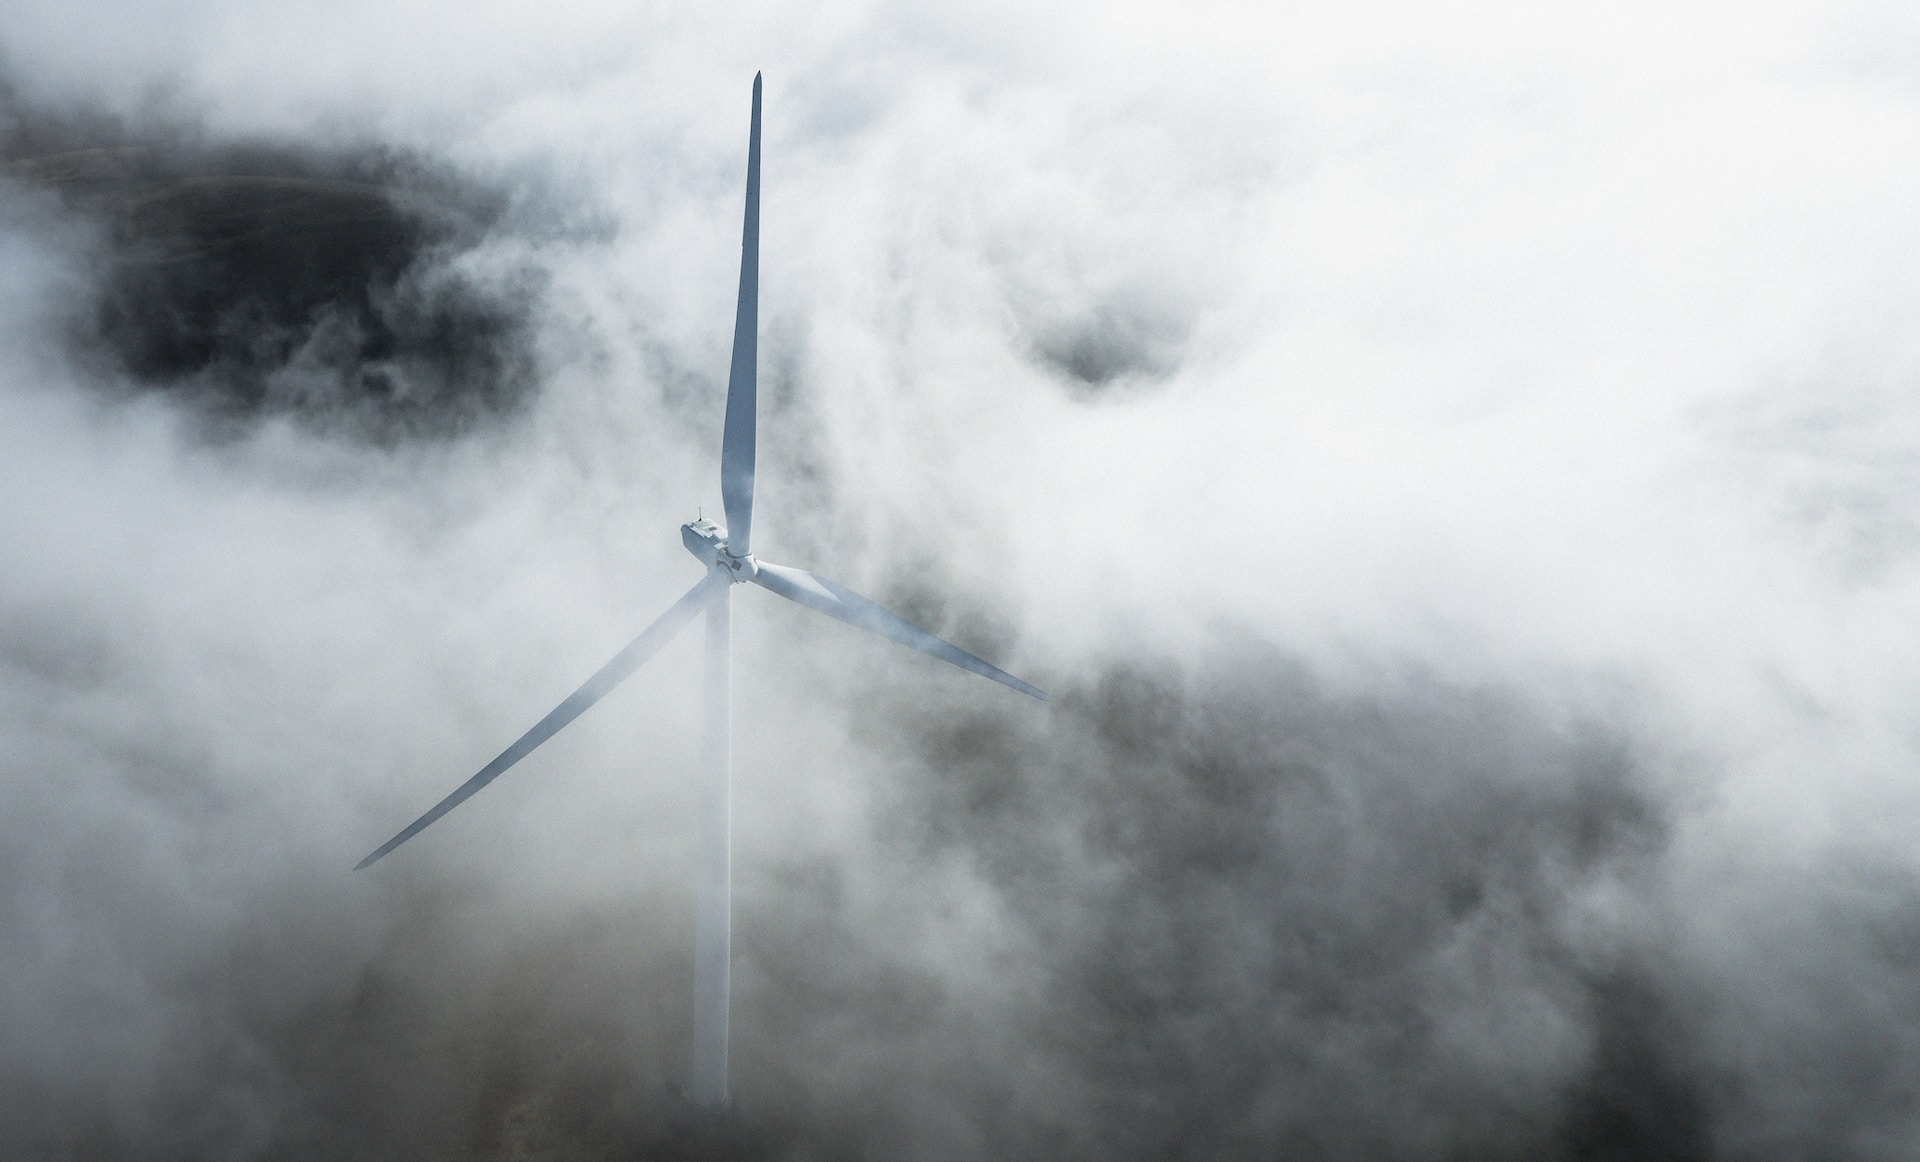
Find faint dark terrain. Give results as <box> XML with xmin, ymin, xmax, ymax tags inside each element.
<box><xmin>1</xmin><ymin>93</ymin><xmax>539</xmax><ymax>440</ymax></box>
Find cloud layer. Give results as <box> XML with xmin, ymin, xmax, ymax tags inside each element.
<box><xmin>4</xmin><ymin>2</ymin><xmax>1920</xmax><ymax>1157</ymax></box>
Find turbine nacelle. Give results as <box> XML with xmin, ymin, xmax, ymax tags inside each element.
<box><xmin>681</xmin><ymin>517</ymin><xmax>758</xmax><ymax>581</ymax></box>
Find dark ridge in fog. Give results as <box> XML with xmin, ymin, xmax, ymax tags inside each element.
<box><xmin>0</xmin><ymin>91</ymin><xmax>540</xmax><ymax>440</ymax></box>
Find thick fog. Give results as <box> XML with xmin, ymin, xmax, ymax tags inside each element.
<box><xmin>4</xmin><ymin>2</ymin><xmax>1920</xmax><ymax>1158</ymax></box>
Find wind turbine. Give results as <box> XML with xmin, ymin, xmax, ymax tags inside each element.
<box><xmin>354</xmin><ymin>73</ymin><xmax>1048</xmax><ymax>1107</ymax></box>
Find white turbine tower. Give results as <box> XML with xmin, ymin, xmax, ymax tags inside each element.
<box><xmin>355</xmin><ymin>73</ymin><xmax>1048</xmax><ymax>1108</ymax></box>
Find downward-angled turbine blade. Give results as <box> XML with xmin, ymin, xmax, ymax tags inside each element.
<box><xmin>750</xmin><ymin>560</ymin><xmax>1049</xmax><ymax>701</ymax></box>
<box><xmin>355</xmin><ymin>572</ymin><xmax>726</xmax><ymax>870</ymax></box>
<box><xmin>720</xmin><ymin>73</ymin><xmax>762</xmax><ymax>555</ymax></box>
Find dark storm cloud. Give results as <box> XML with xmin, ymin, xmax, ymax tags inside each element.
<box><xmin>0</xmin><ymin>89</ymin><xmax>541</xmax><ymax>440</ymax></box>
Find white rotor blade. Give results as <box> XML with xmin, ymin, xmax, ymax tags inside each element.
<box><xmin>355</xmin><ymin>572</ymin><xmax>726</xmax><ymax>869</ymax></box>
<box><xmin>750</xmin><ymin>560</ymin><xmax>1049</xmax><ymax>701</ymax></box>
<box><xmin>720</xmin><ymin>73</ymin><xmax>761</xmax><ymax>555</ymax></box>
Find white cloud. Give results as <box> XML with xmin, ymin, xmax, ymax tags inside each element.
<box><xmin>5</xmin><ymin>1</ymin><xmax>1920</xmax><ymax>1154</ymax></box>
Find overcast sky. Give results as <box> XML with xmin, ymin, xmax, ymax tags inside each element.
<box><xmin>4</xmin><ymin>2</ymin><xmax>1920</xmax><ymax>1158</ymax></box>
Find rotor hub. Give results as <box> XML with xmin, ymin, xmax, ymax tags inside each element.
<box><xmin>719</xmin><ymin>547</ymin><xmax>758</xmax><ymax>582</ymax></box>
<box><xmin>681</xmin><ymin>517</ymin><xmax>757</xmax><ymax>581</ymax></box>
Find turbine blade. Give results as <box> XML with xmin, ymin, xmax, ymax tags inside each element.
<box><xmin>355</xmin><ymin>572</ymin><xmax>725</xmax><ymax>870</ymax></box>
<box><xmin>750</xmin><ymin>560</ymin><xmax>1049</xmax><ymax>701</ymax></box>
<box><xmin>720</xmin><ymin>73</ymin><xmax>761</xmax><ymax>555</ymax></box>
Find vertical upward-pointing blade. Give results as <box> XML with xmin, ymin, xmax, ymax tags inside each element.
<box><xmin>721</xmin><ymin>73</ymin><xmax>762</xmax><ymax>556</ymax></box>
